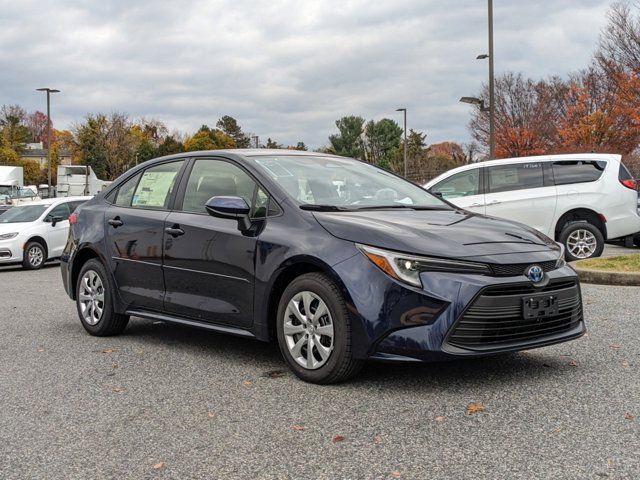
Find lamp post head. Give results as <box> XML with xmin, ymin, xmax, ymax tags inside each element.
<box><xmin>395</xmin><ymin>108</ymin><xmax>407</xmax><ymax>112</ymax></box>
<box><xmin>476</xmin><ymin>54</ymin><xmax>489</xmax><ymax>60</ymax></box>
<box><xmin>36</xmin><ymin>88</ymin><xmax>60</xmax><ymax>93</ymax></box>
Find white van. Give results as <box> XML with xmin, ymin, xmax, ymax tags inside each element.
<box><xmin>425</xmin><ymin>153</ymin><xmax>640</xmax><ymax>261</ymax></box>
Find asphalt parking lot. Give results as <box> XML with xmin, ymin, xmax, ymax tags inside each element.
<box><xmin>0</xmin><ymin>264</ymin><xmax>638</xmax><ymax>480</ymax></box>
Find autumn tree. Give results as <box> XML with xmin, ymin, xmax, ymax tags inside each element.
<box><xmin>184</xmin><ymin>125</ymin><xmax>236</xmax><ymax>152</ymax></box>
<box><xmin>0</xmin><ymin>104</ymin><xmax>30</xmax><ymax>152</ymax></box>
<box><xmin>263</xmin><ymin>138</ymin><xmax>282</xmax><ymax>149</ymax></box>
<box><xmin>328</xmin><ymin>116</ymin><xmax>365</xmax><ymax>159</ymax></box>
<box><xmin>157</xmin><ymin>135</ymin><xmax>184</xmax><ymax>156</ymax></box>
<box><xmin>596</xmin><ymin>2</ymin><xmax>640</xmax><ymax>74</ymax></box>
<box><xmin>26</xmin><ymin>111</ymin><xmax>49</xmax><ymax>146</ymax></box>
<box><xmin>216</xmin><ymin>115</ymin><xmax>251</xmax><ymax>148</ymax></box>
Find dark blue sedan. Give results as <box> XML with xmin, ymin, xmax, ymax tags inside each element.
<box><xmin>61</xmin><ymin>150</ymin><xmax>585</xmax><ymax>383</ymax></box>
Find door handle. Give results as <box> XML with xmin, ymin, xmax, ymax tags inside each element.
<box><xmin>165</xmin><ymin>225</ymin><xmax>185</xmax><ymax>237</ymax></box>
<box><xmin>108</xmin><ymin>217</ymin><xmax>123</xmax><ymax>228</ymax></box>
<box><xmin>470</xmin><ymin>203</ymin><xmax>485</xmax><ymax>207</ymax></box>
<box><xmin>487</xmin><ymin>200</ymin><xmax>501</xmax><ymax>205</ymax></box>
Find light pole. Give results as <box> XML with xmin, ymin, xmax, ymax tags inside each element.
<box><xmin>461</xmin><ymin>0</ymin><xmax>495</xmax><ymax>159</ymax></box>
<box><xmin>36</xmin><ymin>87</ymin><xmax>60</xmax><ymax>197</ymax></box>
<box><xmin>396</xmin><ymin>108</ymin><xmax>407</xmax><ymax>177</ymax></box>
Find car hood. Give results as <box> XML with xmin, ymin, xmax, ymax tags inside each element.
<box><xmin>313</xmin><ymin>209</ymin><xmax>560</xmax><ymax>260</ymax></box>
<box><xmin>0</xmin><ymin>222</ymin><xmax>29</xmax><ymax>235</ymax></box>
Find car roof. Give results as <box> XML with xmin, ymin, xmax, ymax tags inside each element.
<box><xmin>425</xmin><ymin>153</ymin><xmax>622</xmax><ymax>185</ymax></box>
<box><xmin>20</xmin><ymin>196</ymin><xmax>93</xmax><ymax>207</ymax></box>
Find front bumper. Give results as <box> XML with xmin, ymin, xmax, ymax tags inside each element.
<box><xmin>333</xmin><ymin>253</ymin><xmax>584</xmax><ymax>362</ymax></box>
<box><xmin>0</xmin><ymin>238</ymin><xmax>24</xmax><ymax>264</ymax></box>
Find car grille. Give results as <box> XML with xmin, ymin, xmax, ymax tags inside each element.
<box><xmin>489</xmin><ymin>260</ymin><xmax>558</xmax><ymax>277</ymax></box>
<box><xmin>445</xmin><ymin>280</ymin><xmax>582</xmax><ymax>351</ymax></box>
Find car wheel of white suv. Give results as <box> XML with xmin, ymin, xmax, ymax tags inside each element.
<box><xmin>559</xmin><ymin>222</ymin><xmax>604</xmax><ymax>261</ymax></box>
<box><xmin>23</xmin><ymin>241</ymin><xmax>45</xmax><ymax>270</ymax></box>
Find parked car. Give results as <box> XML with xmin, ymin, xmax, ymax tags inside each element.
<box><xmin>61</xmin><ymin>150</ymin><xmax>584</xmax><ymax>384</ymax></box>
<box><xmin>425</xmin><ymin>154</ymin><xmax>640</xmax><ymax>261</ymax></box>
<box><xmin>0</xmin><ymin>196</ymin><xmax>91</xmax><ymax>269</ymax></box>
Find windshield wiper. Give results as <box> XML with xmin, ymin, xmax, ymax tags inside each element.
<box><xmin>299</xmin><ymin>204</ymin><xmax>352</xmax><ymax>212</ymax></box>
<box><xmin>504</xmin><ymin>232</ymin><xmax>545</xmax><ymax>245</ymax></box>
<box><xmin>354</xmin><ymin>205</ymin><xmax>451</xmax><ymax>211</ymax></box>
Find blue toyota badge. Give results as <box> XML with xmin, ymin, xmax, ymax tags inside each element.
<box><xmin>525</xmin><ymin>265</ymin><xmax>544</xmax><ymax>283</ymax></box>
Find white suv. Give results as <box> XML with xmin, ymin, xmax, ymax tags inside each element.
<box><xmin>0</xmin><ymin>196</ymin><xmax>91</xmax><ymax>269</ymax></box>
<box><xmin>425</xmin><ymin>154</ymin><xmax>640</xmax><ymax>261</ymax></box>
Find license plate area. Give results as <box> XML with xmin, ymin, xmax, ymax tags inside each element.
<box><xmin>523</xmin><ymin>294</ymin><xmax>558</xmax><ymax>319</ymax></box>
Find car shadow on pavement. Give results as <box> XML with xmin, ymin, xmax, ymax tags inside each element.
<box><xmin>0</xmin><ymin>261</ymin><xmax>60</xmax><ymax>272</ymax></box>
<box><xmin>110</xmin><ymin>317</ymin><xmax>571</xmax><ymax>390</ymax></box>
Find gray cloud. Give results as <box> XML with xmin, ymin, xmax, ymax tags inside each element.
<box><xmin>0</xmin><ymin>0</ymin><xmax>612</xmax><ymax>148</ymax></box>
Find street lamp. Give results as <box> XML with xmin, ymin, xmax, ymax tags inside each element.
<box><xmin>461</xmin><ymin>0</ymin><xmax>495</xmax><ymax>159</ymax></box>
<box><xmin>396</xmin><ymin>108</ymin><xmax>407</xmax><ymax>178</ymax></box>
<box><xmin>36</xmin><ymin>87</ymin><xmax>60</xmax><ymax>197</ymax></box>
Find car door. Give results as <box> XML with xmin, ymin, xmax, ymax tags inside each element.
<box><xmin>44</xmin><ymin>202</ymin><xmax>72</xmax><ymax>258</ymax></box>
<box><xmin>484</xmin><ymin>161</ymin><xmax>557</xmax><ymax>235</ymax></box>
<box><xmin>162</xmin><ymin>158</ymin><xmax>269</xmax><ymax>327</ymax></box>
<box><xmin>428</xmin><ymin>167</ymin><xmax>485</xmax><ymax>214</ymax></box>
<box><xmin>104</xmin><ymin>160</ymin><xmax>186</xmax><ymax>311</ymax></box>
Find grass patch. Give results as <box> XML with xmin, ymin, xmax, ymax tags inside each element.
<box><xmin>576</xmin><ymin>254</ymin><xmax>640</xmax><ymax>272</ymax></box>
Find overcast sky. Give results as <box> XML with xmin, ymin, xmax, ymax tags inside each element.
<box><xmin>0</xmin><ymin>0</ymin><xmax>614</xmax><ymax>149</ymax></box>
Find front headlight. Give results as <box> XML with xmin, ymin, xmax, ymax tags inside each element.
<box><xmin>556</xmin><ymin>242</ymin><xmax>567</xmax><ymax>268</ymax></box>
<box><xmin>357</xmin><ymin>244</ymin><xmax>492</xmax><ymax>287</ymax></box>
<box><xmin>0</xmin><ymin>232</ymin><xmax>18</xmax><ymax>240</ymax></box>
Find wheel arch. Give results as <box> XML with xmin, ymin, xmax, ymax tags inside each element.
<box><xmin>69</xmin><ymin>246</ymin><xmax>109</xmax><ymax>301</ymax></box>
<box><xmin>554</xmin><ymin>208</ymin><xmax>607</xmax><ymax>241</ymax></box>
<box><xmin>261</xmin><ymin>255</ymin><xmax>355</xmax><ymax>342</ymax></box>
<box><xmin>25</xmin><ymin>236</ymin><xmax>49</xmax><ymax>258</ymax></box>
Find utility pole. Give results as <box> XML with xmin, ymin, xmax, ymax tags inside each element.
<box><xmin>36</xmin><ymin>87</ymin><xmax>60</xmax><ymax>197</ymax></box>
<box><xmin>396</xmin><ymin>108</ymin><xmax>408</xmax><ymax>177</ymax></box>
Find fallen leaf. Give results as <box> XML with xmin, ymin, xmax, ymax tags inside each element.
<box><xmin>466</xmin><ymin>402</ymin><xmax>485</xmax><ymax>415</ymax></box>
<box><xmin>332</xmin><ymin>435</ymin><xmax>345</xmax><ymax>443</ymax></box>
<box><xmin>291</xmin><ymin>425</ymin><xmax>306</xmax><ymax>431</ymax></box>
<box><xmin>609</xmin><ymin>344</ymin><xmax>620</xmax><ymax>350</ymax></box>
<box><xmin>569</xmin><ymin>360</ymin><xmax>578</xmax><ymax>367</ymax></box>
<box><xmin>112</xmin><ymin>386</ymin><xmax>125</xmax><ymax>393</ymax></box>
<box><xmin>435</xmin><ymin>416</ymin><xmax>445</xmax><ymax>423</ymax></box>
<box><xmin>243</xmin><ymin>380</ymin><xmax>252</xmax><ymax>387</ymax></box>
<box><xmin>374</xmin><ymin>435</ymin><xmax>382</xmax><ymax>444</ymax></box>
<box><xmin>390</xmin><ymin>471</ymin><xmax>401</xmax><ymax>478</ymax></box>
<box><xmin>152</xmin><ymin>462</ymin><xmax>165</xmax><ymax>470</ymax></box>
<box><xmin>36</xmin><ymin>346</ymin><xmax>44</xmax><ymax>352</ymax></box>
<box><xmin>207</xmin><ymin>412</ymin><xmax>216</xmax><ymax>418</ymax></box>
<box><xmin>101</xmin><ymin>348</ymin><xmax>115</xmax><ymax>354</ymax></box>
<box><xmin>621</xmin><ymin>361</ymin><xmax>630</xmax><ymax>369</ymax></box>
<box><xmin>625</xmin><ymin>413</ymin><xmax>635</xmax><ymax>421</ymax></box>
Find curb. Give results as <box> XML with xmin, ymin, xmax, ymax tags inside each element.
<box><xmin>572</xmin><ymin>264</ymin><xmax>640</xmax><ymax>286</ymax></box>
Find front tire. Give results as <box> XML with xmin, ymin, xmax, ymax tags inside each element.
<box><xmin>560</xmin><ymin>222</ymin><xmax>604</xmax><ymax>261</ymax></box>
<box><xmin>276</xmin><ymin>272</ymin><xmax>363</xmax><ymax>384</ymax></box>
<box><xmin>23</xmin><ymin>241</ymin><xmax>45</xmax><ymax>270</ymax></box>
<box><xmin>76</xmin><ymin>259</ymin><xmax>129</xmax><ymax>336</ymax></box>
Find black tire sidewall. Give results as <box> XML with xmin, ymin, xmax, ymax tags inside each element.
<box><xmin>276</xmin><ymin>274</ymin><xmax>351</xmax><ymax>384</ymax></box>
<box><xmin>23</xmin><ymin>241</ymin><xmax>45</xmax><ymax>270</ymax></box>
<box><xmin>560</xmin><ymin>222</ymin><xmax>605</xmax><ymax>261</ymax></box>
<box><xmin>75</xmin><ymin>259</ymin><xmax>121</xmax><ymax>336</ymax></box>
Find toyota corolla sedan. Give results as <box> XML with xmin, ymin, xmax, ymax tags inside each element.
<box><xmin>61</xmin><ymin>150</ymin><xmax>585</xmax><ymax>383</ymax></box>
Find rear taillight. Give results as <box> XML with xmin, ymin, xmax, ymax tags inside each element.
<box><xmin>69</xmin><ymin>212</ymin><xmax>78</xmax><ymax>225</ymax></box>
<box><xmin>620</xmin><ymin>179</ymin><xmax>638</xmax><ymax>190</ymax></box>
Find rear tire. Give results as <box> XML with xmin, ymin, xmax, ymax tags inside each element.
<box><xmin>76</xmin><ymin>258</ymin><xmax>129</xmax><ymax>336</ymax></box>
<box><xmin>276</xmin><ymin>273</ymin><xmax>363</xmax><ymax>384</ymax></box>
<box><xmin>560</xmin><ymin>222</ymin><xmax>604</xmax><ymax>261</ymax></box>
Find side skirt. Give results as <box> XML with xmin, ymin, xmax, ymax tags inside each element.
<box><xmin>125</xmin><ymin>309</ymin><xmax>257</xmax><ymax>339</ymax></box>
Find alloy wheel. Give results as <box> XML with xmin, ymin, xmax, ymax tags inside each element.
<box><xmin>79</xmin><ymin>270</ymin><xmax>105</xmax><ymax>325</ymax></box>
<box><xmin>27</xmin><ymin>245</ymin><xmax>44</xmax><ymax>268</ymax></box>
<box><xmin>283</xmin><ymin>291</ymin><xmax>334</xmax><ymax>370</ymax></box>
<box><xmin>566</xmin><ymin>229</ymin><xmax>597</xmax><ymax>259</ymax></box>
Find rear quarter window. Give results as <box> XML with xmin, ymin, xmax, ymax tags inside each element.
<box><xmin>552</xmin><ymin>160</ymin><xmax>606</xmax><ymax>185</ymax></box>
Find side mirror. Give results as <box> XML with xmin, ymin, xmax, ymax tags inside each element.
<box><xmin>431</xmin><ymin>191</ymin><xmax>443</xmax><ymax>198</ymax></box>
<box><xmin>205</xmin><ymin>196</ymin><xmax>252</xmax><ymax>231</ymax></box>
<box><xmin>50</xmin><ymin>215</ymin><xmax>63</xmax><ymax>227</ymax></box>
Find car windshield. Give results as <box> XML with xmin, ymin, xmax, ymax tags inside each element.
<box><xmin>252</xmin><ymin>155</ymin><xmax>450</xmax><ymax>210</ymax></box>
<box><xmin>0</xmin><ymin>205</ymin><xmax>47</xmax><ymax>223</ymax></box>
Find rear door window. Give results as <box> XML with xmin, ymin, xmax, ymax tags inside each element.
<box><xmin>131</xmin><ymin>161</ymin><xmax>184</xmax><ymax>209</ymax></box>
<box><xmin>431</xmin><ymin>169</ymin><xmax>481</xmax><ymax>199</ymax></box>
<box><xmin>488</xmin><ymin>162</ymin><xmax>544</xmax><ymax>193</ymax></box>
<box><xmin>114</xmin><ymin>174</ymin><xmax>141</xmax><ymax>207</ymax></box>
<box><xmin>552</xmin><ymin>160</ymin><xmax>606</xmax><ymax>185</ymax></box>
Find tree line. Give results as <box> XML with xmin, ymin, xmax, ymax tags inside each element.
<box><xmin>467</xmin><ymin>1</ymin><xmax>640</xmax><ymax>176</ymax></box>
